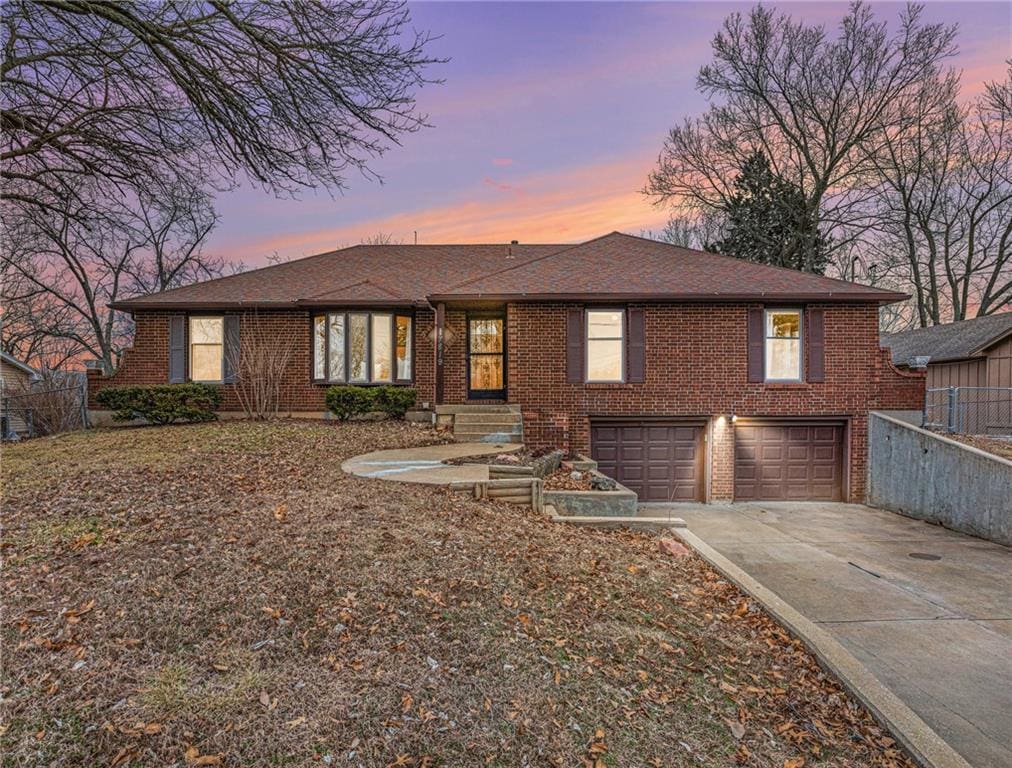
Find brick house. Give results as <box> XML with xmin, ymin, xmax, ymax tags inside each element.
<box><xmin>90</xmin><ymin>232</ymin><xmax>924</xmax><ymax>503</ymax></box>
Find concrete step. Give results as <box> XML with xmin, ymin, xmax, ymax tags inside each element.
<box><xmin>454</xmin><ymin>413</ymin><xmax>523</xmax><ymax>426</ymax></box>
<box><xmin>452</xmin><ymin>432</ymin><xmax>523</xmax><ymax>444</ymax></box>
<box><xmin>434</xmin><ymin>404</ymin><xmax>516</xmax><ymax>415</ymax></box>
<box><xmin>453</xmin><ymin>426</ymin><xmax>523</xmax><ymax>439</ymax></box>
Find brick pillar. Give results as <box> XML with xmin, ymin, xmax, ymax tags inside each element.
<box><xmin>709</xmin><ymin>415</ymin><xmax>735</xmax><ymax>501</ymax></box>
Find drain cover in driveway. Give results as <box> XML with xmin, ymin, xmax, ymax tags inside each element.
<box><xmin>908</xmin><ymin>552</ymin><xmax>942</xmax><ymax>561</ymax></box>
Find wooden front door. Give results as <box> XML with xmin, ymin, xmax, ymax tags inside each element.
<box><xmin>467</xmin><ymin>315</ymin><xmax>506</xmax><ymax>399</ymax></box>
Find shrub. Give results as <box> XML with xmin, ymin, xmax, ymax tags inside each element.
<box><xmin>373</xmin><ymin>386</ymin><xmax>417</xmax><ymax>417</ymax></box>
<box><xmin>324</xmin><ymin>385</ymin><xmax>375</xmax><ymax>421</ymax></box>
<box><xmin>96</xmin><ymin>383</ymin><xmax>221</xmax><ymax>425</ymax></box>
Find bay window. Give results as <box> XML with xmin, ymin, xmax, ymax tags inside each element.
<box><xmin>313</xmin><ymin>311</ymin><xmax>412</xmax><ymax>384</ymax></box>
<box><xmin>586</xmin><ymin>309</ymin><xmax>624</xmax><ymax>382</ymax></box>
<box><xmin>190</xmin><ymin>316</ymin><xmax>224</xmax><ymax>382</ymax></box>
<box><xmin>765</xmin><ymin>309</ymin><xmax>802</xmax><ymax>381</ymax></box>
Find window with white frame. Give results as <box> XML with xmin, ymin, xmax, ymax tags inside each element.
<box><xmin>765</xmin><ymin>309</ymin><xmax>802</xmax><ymax>381</ymax></box>
<box><xmin>189</xmin><ymin>316</ymin><xmax>224</xmax><ymax>382</ymax></box>
<box><xmin>586</xmin><ymin>309</ymin><xmax>624</xmax><ymax>382</ymax></box>
<box><xmin>313</xmin><ymin>311</ymin><xmax>412</xmax><ymax>383</ymax></box>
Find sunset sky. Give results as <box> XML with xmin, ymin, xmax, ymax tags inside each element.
<box><xmin>209</xmin><ymin>1</ymin><xmax>1012</xmax><ymax>267</ymax></box>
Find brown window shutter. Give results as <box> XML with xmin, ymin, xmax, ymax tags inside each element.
<box><xmin>807</xmin><ymin>308</ymin><xmax>825</xmax><ymax>383</ymax></box>
<box><xmin>566</xmin><ymin>307</ymin><xmax>584</xmax><ymax>383</ymax></box>
<box><xmin>627</xmin><ymin>308</ymin><xmax>646</xmax><ymax>383</ymax></box>
<box><xmin>223</xmin><ymin>315</ymin><xmax>240</xmax><ymax>384</ymax></box>
<box><xmin>747</xmin><ymin>306</ymin><xmax>764</xmax><ymax>383</ymax></box>
<box><xmin>168</xmin><ymin>315</ymin><xmax>186</xmax><ymax>383</ymax></box>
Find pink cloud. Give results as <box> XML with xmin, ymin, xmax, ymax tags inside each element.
<box><xmin>482</xmin><ymin>176</ymin><xmax>515</xmax><ymax>192</ymax></box>
<box><xmin>492</xmin><ymin>158</ymin><xmax>514</xmax><ymax>166</ymax></box>
<box><xmin>225</xmin><ymin>150</ymin><xmax>670</xmax><ymax>262</ymax></box>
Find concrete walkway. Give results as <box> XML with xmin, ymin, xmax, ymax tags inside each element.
<box><xmin>341</xmin><ymin>441</ymin><xmax>521</xmax><ymax>484</ymax></box>
<box><xmin>643</xmin><ymin>501</ymin><xmax>1012</xmax><ymax>768</ymax></box>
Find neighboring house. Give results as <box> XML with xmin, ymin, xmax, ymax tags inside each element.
<box><xmin>89</xmin><ymin>232</ymin><xmax>924</xmax><ymax>503</ymax></box>
<box><xmin>883</xmin><ymin>312</ymin><xmax>1012</xmax><ymax>434</ymax></box>
<box><xmin>1</xmin><ymin>351</ymin><xmax>40</xmax><ymax>437</ymax></box>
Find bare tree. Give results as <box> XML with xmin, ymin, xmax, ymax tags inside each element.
<box><xmin>1</xmin><ymin>1</ymin><xmax>441</xmax><ymax>215</ymax></box>
<box><xmin>1</xmin><ymin>186</ymin><xmax>222</xmax><ymax>373</ymax></box>
<box><xmin>869</xmin><ymin>61</ymin><xmax>1012</xmax><ymax>324</ymax></box>
<box><xmin>646</xmin><ymin>3</ymin><xmax>958</xmax><ymax>273</ymax></box>
<box><xmin>227</xmin><ymin>312</ymin><xmax>296</xmax><ymax>420</ymax></box>
<box><xmin>361</xmin><ymin>232</ymin><xmax>403</xmax><ymax>245</ymax></box>
<box><xmin>642</xmin><ymin>213</ymin><xmax>724</xmax><ymax>251</ymax></box>
<box><xmin>124</xmin><ymin>186</ymin><xmax>222</xmax><ymax>295</ymax></box>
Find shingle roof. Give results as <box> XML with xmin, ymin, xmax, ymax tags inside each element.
<box><xmin>431</xmin><ymin>233</ymin><xmax>905</xmax><ymax>302</ymax></box>
<box><xmin>113</xmin><ymin>232</ymin><xmax>907</xmax><ymax>310</ymax></box>
<box><xmin>112</xmin><ymin>243</ymin><xmax>564</xmax><ymax>310</ymax></box>
<box><xmin>882</xmin><ymin>312</ymin><xmax>1012</xmax><ymax>365</ymax></box>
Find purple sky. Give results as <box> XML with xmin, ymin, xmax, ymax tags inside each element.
<box><xmin>209</xmin><ymin>1</ymin><xmax>1012</xmax><ymax>267</ymax></box>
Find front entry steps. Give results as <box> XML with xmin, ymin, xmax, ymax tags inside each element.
<box><xmin>435</xmin><ymin>404</ymin><xmax>523</xmax><ymax>444</ymax></box>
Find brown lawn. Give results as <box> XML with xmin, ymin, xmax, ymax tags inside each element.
<box><xmin>1</xmin><ymin>420</ymin><xmax>913</xmax><ymax>767</ymax></box>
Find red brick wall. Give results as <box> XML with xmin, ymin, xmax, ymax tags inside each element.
<box><xmin>89</xmin><ymin>302</ymin><xmax>924</xmax><ymax>503</ymax></box>
<box><xmin>88</xmin><ymin>309</ymin><xmax>439</xmax><ymax>411</ymax></box>
<box><xmin>504</xmin><ymin>302</ymin><xmax>925</xmax><ymax>502</ymax></box>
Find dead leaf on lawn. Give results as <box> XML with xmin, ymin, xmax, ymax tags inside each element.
<box><xmin>728</xmin><ymin>719</ymin><xmax>746</xmax><ymax>740</ymax></box>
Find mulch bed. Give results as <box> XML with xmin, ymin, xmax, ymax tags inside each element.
<box><xmin>2</xmin><ymin>420</ymin><xmax>914</xmax><ymax>768</ymax></box>
<box><xmin>945</xmin><ymin>433</ymin><xmax>1012</xmax><ymax>461</ymax></box>
<box><xmin>543</xmin><ymin>467</ymin><xmax>595</xmax><ymax>491</ymax></box>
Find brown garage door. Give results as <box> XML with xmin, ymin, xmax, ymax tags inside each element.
<box><xmin>591</xmin><ymin>421</ymin><xmax>705</xmax><ymax>502</ymax></box>
<box><xmin>734</xmin><ymin>423</ymin><xmax>844</xmax><ymax>501</ymax></box>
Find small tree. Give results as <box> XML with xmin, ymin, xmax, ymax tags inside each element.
<box><xmin>712</xmin><ymin>152</ymin><xmax>830</xmax><ymax>273</ymax></box>
<box><xmin>227</xmin><ymin>313</ymin><xmax>296</xmax><ymax>420</ymax></box>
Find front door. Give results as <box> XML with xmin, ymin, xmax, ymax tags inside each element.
<box><xmin>467</xmin><ymin>315</ymin><xmax>506</xmax><ymax>399</ymax></box>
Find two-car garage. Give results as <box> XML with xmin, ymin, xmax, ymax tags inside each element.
<box><xmin>590</xmin><ymin>418</ymin><xmax>846</xmax><ymax>503</ymax></box>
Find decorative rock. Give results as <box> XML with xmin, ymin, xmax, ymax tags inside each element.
<box><xmin>570</xmin><ymin>471</ymin><xmax>582</xmax><ymax>480</ymax></box>
<box><xmin>589</xmin><ymin>474</ymin><xmax>617</xmax><ymax>491</ymax></box>
<box><xmin>659</xmin><ymin>538</ymin><xmax>691</xmax><ymax>558</ymax></box>
<box><xmin>496</xmin><ymin>453</ymin><xmax>521</xmax><ymax>464</ymax></box>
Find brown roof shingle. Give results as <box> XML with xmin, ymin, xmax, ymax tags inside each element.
<box><xmin>432</xmin><ymin>233</ymin><xmax>906</xmax><ymax>303</ymax></box>
<box><xmin>113</xmin><ymin>232</ymin><xmax>906</xmax><ymax>310</ymax></box>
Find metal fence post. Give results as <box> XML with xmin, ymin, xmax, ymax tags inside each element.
<box><xmin>946</xmin><ymin>387</ymin><xmax>956</xmax><ymax>433</ymax></box>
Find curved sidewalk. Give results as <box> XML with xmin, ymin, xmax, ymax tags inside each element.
<box><xmin>341</xmin><ymin>442</ymin><xmax>521</xmax><ymax>484</ymax></box>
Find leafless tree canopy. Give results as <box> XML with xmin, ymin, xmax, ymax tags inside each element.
<box><xmin>1</xmin><ymin>0</ymin><xmax>440</xmax><ymax>212</ymax></box>
<box><xmin>646</xmin><ymin>3</ymin><xmax>1010</xmax><ymax>327</ymax></box>
<box><xmin>1</xmin><ymin>185</ymin><xmax>222</xmax><ymax>373</ymax></box>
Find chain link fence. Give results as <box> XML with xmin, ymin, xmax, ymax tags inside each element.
<box><xmin>2</xmin><ymin>384</ymin><xmax>89</xmax><ymax>440</ymax></box>
<box><xmin>923</xmin><ymin>386</ymin><xmax>1012</xmax><ymax>436</ymax></box>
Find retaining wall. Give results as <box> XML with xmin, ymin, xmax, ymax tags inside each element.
<box><xmin>868</xmin><ymin>411</ymin><xmax>1011</xmax><ymax>546</ymax></box>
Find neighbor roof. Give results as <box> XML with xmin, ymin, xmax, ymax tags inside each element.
<box><xmin>882</xmin><ymin>312</ymin><xmax>1012</xmax><ymax>366</ymax></box>
<box><xmin>0</xmin><ymin>351</ymin><xmax>39</xmax><ymax>379</ymax></box>
<box><xmin>112</xmin><ymin>232</ymin><xmax>907</xmax><ymax>311</ymax></box>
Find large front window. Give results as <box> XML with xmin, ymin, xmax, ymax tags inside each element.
<box><xmin>586</xmin><ymin>309</ymin><xmax>624</xmax><ymax>382</ymax></box>
<box><xmin>189</xmin><ymin>316</ymin><xmax>223</xmax><ymax>382</ymax></box>
<box><xmin>313</xmin><ymin>311</ymin><xmax>412</xmax><ymax>383</ymax></box>
<box><xmin>765</xmin><ymin>309</ymin><xmax>802</xmax><ymax>381</ymax></box>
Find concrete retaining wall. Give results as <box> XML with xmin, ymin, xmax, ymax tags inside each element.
<box><xmin>868</xmin><ymin>412</ymin><xmax>1012</xmax><ymax>546</ymax></box>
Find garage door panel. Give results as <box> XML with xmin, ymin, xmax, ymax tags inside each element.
<box><xmin>591</xmin><ymin>421</ymin><xmax>704</xmax><ymax>502</ymax></box>
<box><xmin>735</xmin><ymin>423</ymin><xmax>844</xmax><ymax>501</ymax></box>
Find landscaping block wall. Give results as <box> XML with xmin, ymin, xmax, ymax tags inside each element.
<box><xmin>868</xmin><ymin>412</ymin><xmax>1012</xmax><ymax>545</ymax></box>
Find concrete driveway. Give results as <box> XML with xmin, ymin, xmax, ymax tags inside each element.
<box><xmin>648</xmin><ymin>501</ymin><xmax>1012</xmax><ymax>768</ymax></box>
